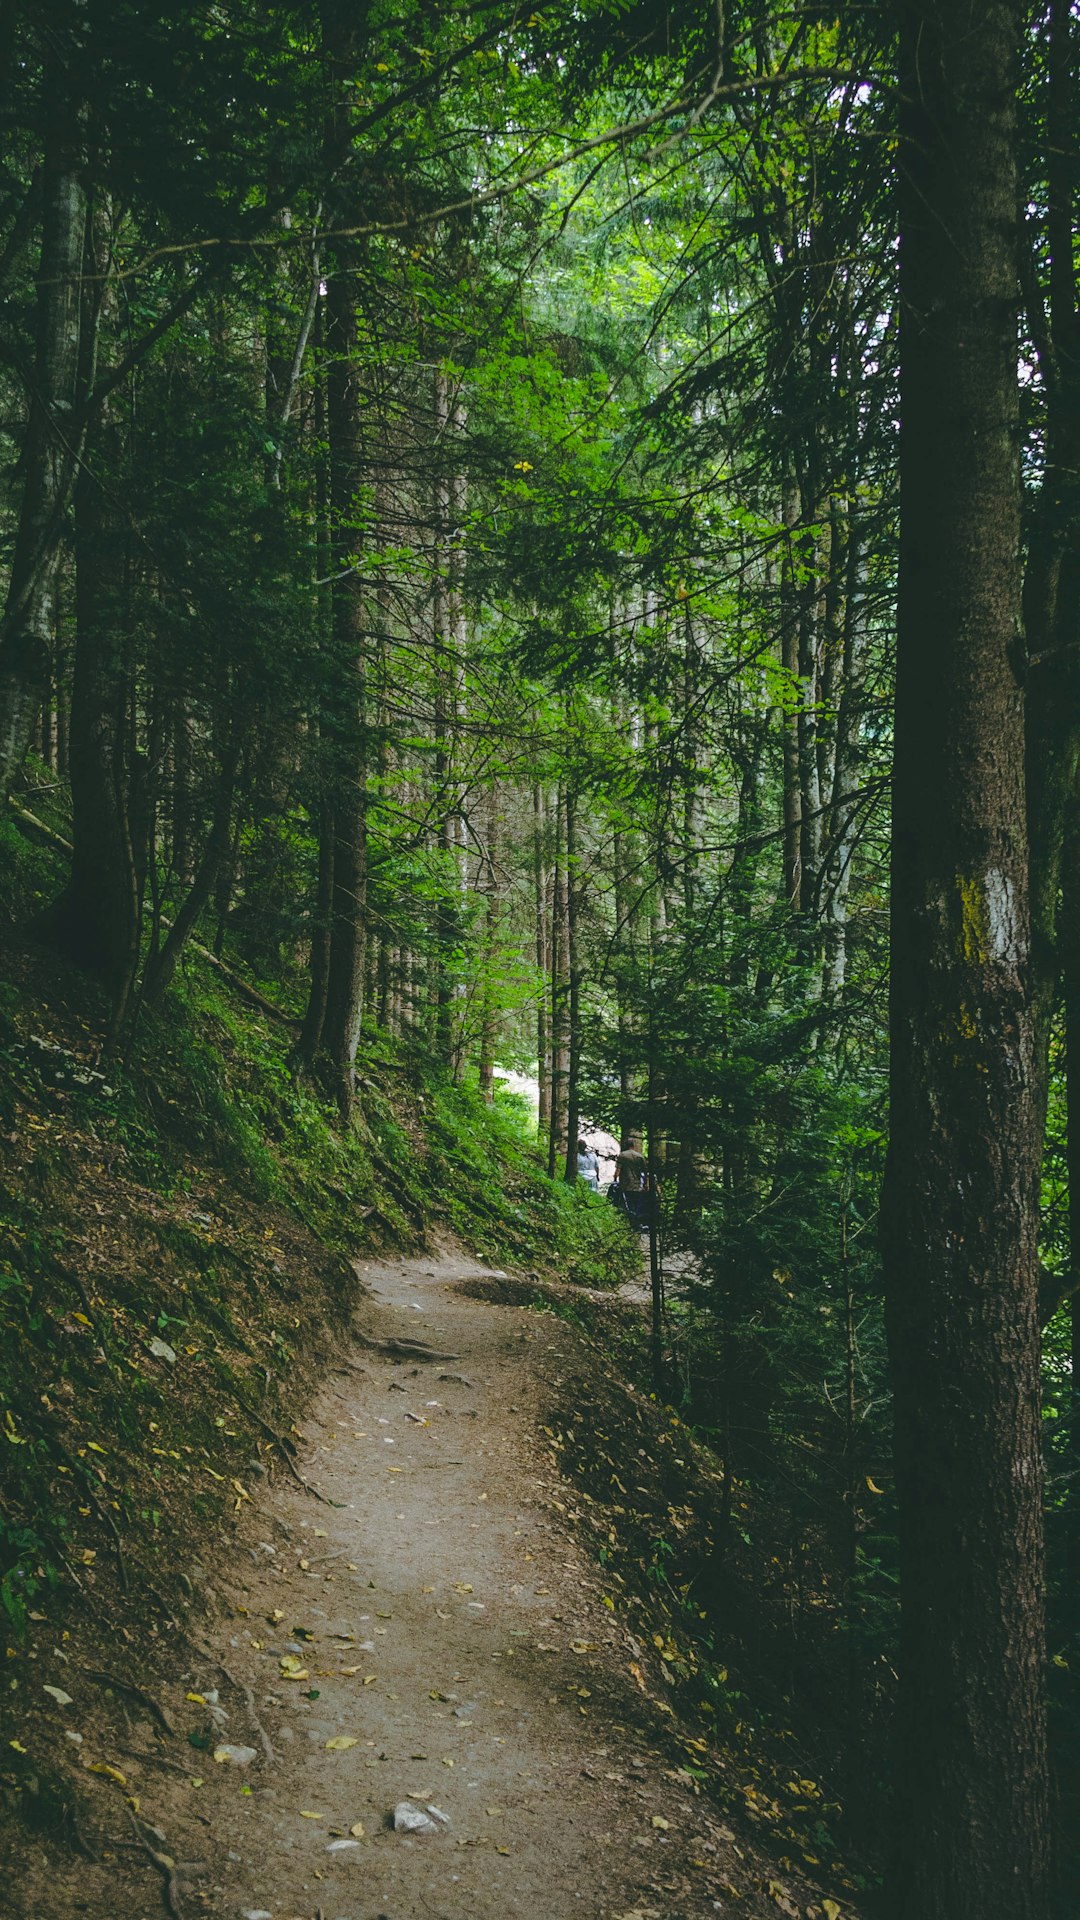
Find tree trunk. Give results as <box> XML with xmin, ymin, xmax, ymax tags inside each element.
<box><xmin>882</xmin><ymin>5</ymin><xmax>1050</xmax><ymax>1915</ymax></box>
<box><xmin>318</xmin><ymin>244</ymin><xmax>368</xmax><ymax>1120</ymax></box>
<box><xmin>779</xmin><ymin>471</ymin><xmax>803</xmax><ymax>909</ymax></box>
<box><xmin>533</xmin><ymin>782</ymin><xmax>551</xmax><ymax>1137</ymax></box>
<box><xmin>563</xmin><ymin>786</ymin><xmax>580</xmax><ymax>1185</ymax></box>
<box><xmin>0</xmin><ymin>119</ymin><xmax>88</xmax><ymax>801</ymax></box>
<box><xmin>33</xmin><ymin>431</ymin><xmax>142</xmax><ymax>1021</ymax></box>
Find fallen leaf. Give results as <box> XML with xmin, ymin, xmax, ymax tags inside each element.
<box><xmin>651</xmin><ymin>1814</ymin><xmax>670</xmax><ymax>1831</ymax></box>
<box><xmin>299</xmin><ymin>1809</ymin><xmax>323</xmax><ymax>1820</ymax></box>
<box><xmin>86</xmin><ymin>1762</ymin><xmax>127</xmax><ymax>1786</ymax></box>
<box><xmin>42</xmin><ymin>1685</ymin><xmax>73</xmax><ymax>1706</ymax></box>
<box><xmin>326</xmin><ymin>1735</ymin><xmax>358</xmax><ymax>1751</ymax></box>
<box><xmin>349</xmin><ymin>1821</ymin><xmax>366</xmax><ymax>1838</ymax></box>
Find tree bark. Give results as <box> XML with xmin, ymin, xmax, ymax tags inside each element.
<box><xmin>882</xmin><ymin>5</ymin><xmax>1050</xmax><ymax>1915</ymax></box>
<box><xmin>563</xmin><ymin>785</ymin><xmax>580</xmax><ymax>1185</ymax></box>
<box><xmin>32</xmin><ymin>430</ymin><xmax>143</xmax><ymax>1023</ymax></box>
<box><xmin>0</xmin><ymin>116</ymin><xmax>88</xmax><ymax>801</ymax></box>
<box><xmin>533</xmin><ymin>782</ymin><xmax>551</xmax><ymax>1136</ymax></box>
<box><xmin>317</xmin><ymin>244</ymin><xmax>368</xmax><ymax>1120</ymax></box>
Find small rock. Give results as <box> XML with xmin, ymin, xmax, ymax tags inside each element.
<box><xmin>214</xmin><ymin>1744</ymin><xmax>258</xmax><ymax>1767</ymax></box>
<box><xmin>393</xmin><ymin>1801</ymin><xmax>451</xmax><ymax>1835</ymax></box>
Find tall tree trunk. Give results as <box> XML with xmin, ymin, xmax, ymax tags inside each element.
<box><xmin>563</xmin><ymin>786</ymin><xmax>580</xmax><ymax>1185</ymax></box>
<box><xmin>0</xmin><ymin>116</ymin><xmax>88</xmax><ymax>801</ymax></box>
<box><xmin>33</xmin><ymin>431</ymin><xmax>142</xmax><ymax>1020</ymax></box>
<box><xmin>298</xmin><ymin>296</ymin><xmax>334</xmax><ymax>1064</ymax></box>
<box><xmin>1024</xmin><ymin>0</ymin><xmax>1080</xmax><ymax>1163</ymax></box>
<box><xmin>477</xmin><ymin>785</ymin><xmax>501</xmax><ymax>1106</ymax></box>
<box><xmin>882</xmin><ymin>5</ymin><xmax>1050</xmax><ymax>1915</ymax></box>
<box><xmin>317</xmin><ymin>246</ymin><xmax>367</xmax><ymax>1120</ymax></box>
<box><xmin>548</xmin><ymin>788</ymin><xmax>568</xmax><ymax>1179</ymax></box>
<box><xmin>779</xmin><ymin>472</ymin><xmax>803</xmax><ymax>908</ymax></box>
<box><xmin>533</xmin><ymin>783</ymin><xmax>551</xmax><ymax>1137</ymax></box>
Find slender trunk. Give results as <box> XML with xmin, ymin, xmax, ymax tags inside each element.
<box><xmin>477</xmin><ymin>786</ymin><xmax>500</xmax><ymax>1105</ymax></box>
<box><xmin>1062</xmin><ymin>807</ymin><xmax>1080</xmax><ymax>1589</ymax></box>
<box><xmin>0</xmin><ymin>112</ymin><xmax>90</xmax><ymax>801</ymax></box>
<box><xmin>563</xmin><ymin>786</ymin><xmax>580</xmax><ymax>1184</ymax></box>
<box><xmin>882</xmin><ymin>6</ymin><xmax>1050</xmax><ymax>1914</ymax></box>
<box><xmin>33</xmin><ymin>420</ymin><xmax>143</xmax><ymax>1021</ymax></box>
<box><xmin>143</xmin><ymin>743</ymin><xmax>240</xmax><ymax>1008</ymax></box>
<box><xmin>780</xmin><ymin>472</ymin><xmax>802</xmax><ymax>908</ymax></box>
<box><xmin>318</xmin><ymin>249</ymin><xmax>367</xmax><ymax>1119</ymax></box>
<box><xmin>298</xmin><ymin>297</ymin><xmax>334</xmax><ymax>1063</ymax></box>
<box><xmin>548</xmin><ymin>789</ymin><xmax>568</xmax><ymax>1178</ymax></box>
<box><xmin>533</xmin><ymin>783</ymin><xmax>551</xmax><ymax>1136</ymax></box>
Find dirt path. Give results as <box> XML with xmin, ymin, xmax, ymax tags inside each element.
<box><xmin>21</xmin><ymin>1247</ymin><xmax>818</xmax><ymax>1920</ymax></box>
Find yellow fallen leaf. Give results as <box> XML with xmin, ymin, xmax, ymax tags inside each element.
<box><xmin>86</xmin><ymin>1442</ymin><xmax>107</xmax><ymax>1455</ymax></box>
<box><xmin>9</xmin><ymin>1740</ymin><xmax>27</xmax><ymax>1754</ymax></box>
<box><xmin>651</xmin><ymin>1815</ymin><xmax>670</xmax><ymax>1831</ymax></box>
<box><xmin>865</xmin><ymin>1476</ymin><xmax>885</xmax><ymax>1496</ymax></box>
<box><xmin>186</xmin><ymin>1691</ymin><xmax>206</xmax><ymax>1705</ymax></box>
<box><xmin>349</xmin><ymin>1821</ymin><xmax>365</xmax><ymax>1839</ymax></box>
<box><xmin>86</xmin><ymin>1762</ymin><xmax>127</xmax><ymax>1786</ymax></box>
<box><xmin>326</xmin><ymin>1736</ymin><xmax>358</xmax><ymax>1751</ymax></box>
<box><xmin>299</xmin><ymin>1810</ymin><xmax>323</xmax><ymax>1819</ymax></box>
<box><xmin>823</xmin><ymin>1903</ymin><xmax>842</xmax><ymax>1920</ymax></box>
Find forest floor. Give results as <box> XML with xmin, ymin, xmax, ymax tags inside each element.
<box><xmin>6</xmin><ymin>1244</ymin><xmax>858</xmax><ymax>1920</ymax></box>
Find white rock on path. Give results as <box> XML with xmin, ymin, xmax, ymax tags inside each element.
<box><xmin>393</xmin><ymin>1800</ymin><xmax>451</xmax><ymax>1835</ymax></box>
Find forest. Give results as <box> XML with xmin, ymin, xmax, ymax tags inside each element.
<box><xmin>0</xmin><ymin>2</ymin><xmax>1077</xmax><ymax>1918</ymax></box>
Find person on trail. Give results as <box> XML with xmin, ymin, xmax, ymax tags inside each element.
<box><xmin>576</xmin><ymin>1138</ymin><xmax>600</xmax><ymax>1190</ymax></box>
<box><xmin>612</xmin><ymin>1138</ymin><xmax>647</xmax><ymax>1226</ymax></box>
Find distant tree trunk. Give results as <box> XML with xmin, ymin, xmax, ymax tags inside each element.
<box><xmin>477</xmin><ymin>785</ymin><xmax>501</xmax><ymax>1105</ymax></box>
<box><xmin>1064</xmin><ymin>809</ymin><xmax>1080</xmax><ymax>1590</ymax></box>
<box><xmin>533</xmin><ymin>783</ymin><xmax>551</xmax><ymax>1137</ymax></box>
<box><xmin>33</xmin><ymin>431</ymin><xmax>143</xmax><ymax>1023</ymax></box>
<box><xmin>142</xmin><ymin>738</ymin><xmax>241</xmax><ymax>1009</ymax></box>
<box><xmin>779</xmin><ymin>472</ymin><xmax>802</xmax><ymax>908</ymax></box>
<box><xmin>881</xmin><ymin>5</ymin><xmax>1050</xmax><ymax>1916</ymax></box>
<box><xmin>298</xmin><ymin>297</ymin><xmax>334</xmax><ymax>1064</ymax></box>
<box><xmin>0</xmin><ymin>115</ymin><xmax>88</xmax><ymax>801</ymax></box>
<box><xmin>821</xmin><ymin>507</ymin><xmax>866</xmax><ymax>999</ymax></box>
<box><xmin>548</xmin><ymin>788</ymin><xmax>569</xmax><ymax>1178</ymax></box>
<box><xmin>563</xmin><ymin>786</ymin><xmax>580</xmax><ymax>1184</ymax></box>
<box><xmin>316</xmin><ymin>247</ymin><xmax>367</xmax><ymax>1120</ymax></box>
